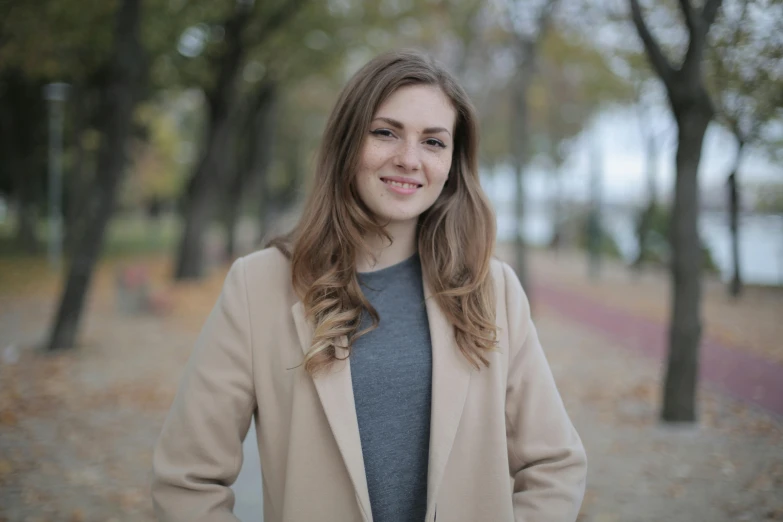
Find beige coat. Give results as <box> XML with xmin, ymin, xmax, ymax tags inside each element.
<box><xmin>151</xmin><ymin>248</ymin><xmax>587</xmax><ymax>522</ymax></box>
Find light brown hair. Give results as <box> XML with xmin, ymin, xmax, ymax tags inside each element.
<box><xmin>270</xmin><ymin>49</ymin><xmax>497</xmax><ymax>375</ymax></box>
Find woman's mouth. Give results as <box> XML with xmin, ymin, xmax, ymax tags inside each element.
<box><xmin>381</xmin><ymin>177</ymin><xmax>422</xmax><ymax>195</ymax></box>
<box><xmin>384</xmin><ymin>179</ymin><xmax>418</xmax><ymax>189</ymax></box>
<box><xmin>381</xmin><ymin>178</ymin><xmax>421</xmax><ymax>196</ymax></box>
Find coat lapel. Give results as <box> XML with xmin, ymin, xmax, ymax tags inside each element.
<box><xmin>423</xmin><ymin>277</ymin><xmax>473</xmax><ymax>518</ymax></box>
<box><xmin>291</xmin><ymin>301</ymin><xmax>373</xmax><ymax>522</ymax></box>
<box><xmin>291</xmin><ymin>271</ymin><xmax>472</xmax><ymax>522</ymax></box>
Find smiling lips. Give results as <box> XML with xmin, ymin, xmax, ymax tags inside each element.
<box><xmin>381</xmin><ymin>176</ymin><xmax>422</xmax><ymax>195</ymax></box>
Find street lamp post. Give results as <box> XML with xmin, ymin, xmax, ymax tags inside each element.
<box><xmin>43</xmin><ymin>82</ymin><xmax>69</xmax><ymax>271</ymax></box>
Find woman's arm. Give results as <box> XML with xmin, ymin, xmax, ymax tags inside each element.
<box><xmin>501</xmin><ymin>262</ymin><xmax>587</xmax><ymax>522</ymax></box>
<box><xmin>151</xmin><ymin>258</ymin><xmax>256</xmax><ymax>522</ymax></box>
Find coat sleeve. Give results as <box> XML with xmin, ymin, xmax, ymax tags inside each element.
<box><xmin>151</xmin><ymin>257</ymin><xmax>256</xmax><ymax>522</ymax></box>
<box><xmin>501</xmin><ymin>262</ymin><xmax>587</xmax><ymax>522</ymax></box>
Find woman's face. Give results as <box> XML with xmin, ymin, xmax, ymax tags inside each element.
<box><xmin>355</xmin><ymin>84</ymin><xmax>457</xmax><ymax>228</ymax></box>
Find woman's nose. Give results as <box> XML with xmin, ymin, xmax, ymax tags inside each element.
<box><xmin>394</xmin><ymin>140</ymin><xmax>422</xmax><ymax>172</ymax></box>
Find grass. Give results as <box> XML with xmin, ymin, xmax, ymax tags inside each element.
<box><xmin>0</xmin><ymin>214</ymin><xmax>181</xmax><ymax>259</ymax></box>
<box><xmin>0</xmin><ymin>214</ymin><xmax>182</xmax><ymax>297</ymax></box>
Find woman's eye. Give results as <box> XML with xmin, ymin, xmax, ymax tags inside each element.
<box><xmin>425</xmin><ymin>138</ymin><xmax>446</xmax><ymax>148</ymax></box>
<box><xmin>370</xmin><ymin>129</ymin><xmax>394</xmax><ymax>138</ymax></box>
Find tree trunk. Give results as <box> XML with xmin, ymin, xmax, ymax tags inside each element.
<box><xmin>222</xmin><ymin>131</ymin><xmax>241</xmax><ymax>260</ymax></box>
<box><xmin>511</xmin><ymin>67</ymin><xmax>532</xmax><ymax>292</ymax></box>
<box><xmin>47</xmin><ymin>0</ymin><xmax>145</xmax><ymax>351</ymax></box>
<box><xmin>0</xmin><ymin>72</ymin><xmax>45</xmax><ymax>254</ymax></box>
<box><xmin>13</xmin><ymin>135</ymin><xmax>40</xmax><ymax>253</ymax></box>
<box><xmin>224</xmin><ymin>199</ymin><xmax>240</xmax><ymax>261</ymax></box>
<box><xmin>175</xmin><ymin>101</ymin><xmax>240</xmax><ymax>278</ymax></box>
<box><xmin>633</xmin><ymin>128</ymin><xmax>658</xmax><ymax>270</ymax></box>
<box><xmin>507</xmin><ymin>0</ymin><xmax>557</xmax><ymax>292</ymax></box>
<box><xmin>550</xmin><ymin>173</ymin><xmax>563</xmax><ymax>254</ymax></box>
<box><xmin>251</xmin><ymin>85</ymin><xmax>278</xmax><ymax>246</ymax></box>
<box><xmin>14</xmin><ymin>197</ymin><xmax>39</xmax><ymax>253</ymax></box>
<box><xmin>261</xmin><ymin>133</ymin><xmax>297</xmax><ymax>245</ymax></box>
<box><xmin>174</xmin><ymin>5</ymin><xmax>251</xmax><ymax>280</ymax></box>
<box><xmin>629</xmin><ymin>0</ymin><xmax>723</xmax><ymax>424</ymax></box>
<box><xmin>727</xmin><ymin>140</ymin><xmax>744</xmax><ymax>298</ymax></box>
<box><xmin>661</xmin><ymin>103</ymin><xmax>711</xmax><ymax>422</ymax></box>
<box><xmin>176</xmin><ymin>170</ymin><xmax>220</xmax><ymax>278</ymax></box>
<box><xmin>587</xmin><ymin>131</ymin><xmax>603</xmax><ymax>279</ymax></box>
<box><xmin>645</xmin><ymin>131</ymin><xmax>658</xmax><ymax>207</ymax></box>
<box><xmin>225</xmin><ymin>82</ymin><xmax>277</xmax><ymax>258</ymax></box>
<box><xmin>64</xmin><ymin>85</ymin><xmax>97</xmax><ymax>257</ymax></box>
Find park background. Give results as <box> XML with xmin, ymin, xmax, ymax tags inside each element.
<box><xmin>0</xmin><ymin>0</ymin><xmax>782</xmax><ymax>520</ymax></box>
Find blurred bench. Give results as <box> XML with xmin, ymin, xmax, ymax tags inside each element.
<box><xmin>115</xmin><ymin>264</ymin><xmax>172</xmax><ymax>315</ymax></box>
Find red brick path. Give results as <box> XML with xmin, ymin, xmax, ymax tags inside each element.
<box><xmin>533</xmin><ymin>282</ymin><xmax>783</xmax><ymax>417</ymax></box>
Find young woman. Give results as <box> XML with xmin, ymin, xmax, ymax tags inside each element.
<box><xmin>152</xmin><ymin>50</ymin><xmax>587</xmax><ymax>522</ymax></box>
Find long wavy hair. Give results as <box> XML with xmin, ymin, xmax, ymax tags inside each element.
<box><xmin>270</xmin><ymin>50</ymin><xmax>498</xmax><ymax>376</ymax></box>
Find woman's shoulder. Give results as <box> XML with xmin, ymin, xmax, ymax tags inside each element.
<box><xmin>489</xmin><ymin>256</ymin><xmax>525</xmax><ymax>288</ymax></box>
<box><xmin>489</xmin><ymin>257</ymin><xmax>506</xmax><ymax>279</ymax></box>
<box><xmin>242</xmin><ymin>246</ymin><xmax>291</xmax><ymax>273</ymax></box>
<box><xmin>238</xmin><ymin>247</ymin><xmax>295</xmax><ymax>299</ymax></box>
<box><xmin>489</xmin><ymin>257</ymin><xmax>513</xmax><ymax>292</ymax></box>
<box><xmin>489</xmin><ymin>256</ymin><xmax>530</xmax><ymax>310</ymax></box>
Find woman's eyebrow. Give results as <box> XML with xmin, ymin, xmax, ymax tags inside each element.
<box><xmin>373</xmin><ymin>116</ymin><xmax>452</xmax><ymax>137</ymax></box>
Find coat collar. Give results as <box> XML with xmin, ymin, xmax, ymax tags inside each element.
<box><xmin>290</xmin><ymin>272</ymin><xmax>472</xmax><ymax>522</ymax></box>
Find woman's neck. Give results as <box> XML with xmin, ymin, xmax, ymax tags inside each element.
<box><xmin>356</xmin><ymin>219</ymin><xmax>418</xmax><ymax>273</ymax></box>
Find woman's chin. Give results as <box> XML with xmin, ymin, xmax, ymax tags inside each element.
<box><xmin>374</xmin><ymin>210</ymin><xmax>422</xmax><ymax>227</ymax></box>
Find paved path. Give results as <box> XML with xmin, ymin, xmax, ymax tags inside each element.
<box><xmin>533</xmin><ymin>281</ymin><xmax>783</xmax><ymax>417</ymax></box>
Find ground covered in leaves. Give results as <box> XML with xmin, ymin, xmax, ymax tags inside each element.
<box><xmin>1</xmin><ymin>249</ymin><xmax>781</xmax><ymax>521</ymax></box>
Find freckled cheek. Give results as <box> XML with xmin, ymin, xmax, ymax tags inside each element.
<box><xmin>360</xmin><ymin>144</ymin><xmax>391</xmax><ymax>172</ymax></box>
<box><xmin>426</xmin><ymin>157</ymin><xmax>452</xmax><ymax>185</ymax></box>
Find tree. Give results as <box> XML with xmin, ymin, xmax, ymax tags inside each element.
<box><xmin>629</xmin><ymin>0</ymin><xmax>724</xmax><ymax>422</ymax></box>
<box><xmin>502</xmin><ymin>0</ymin><xmax>561</xmax><ymax>291</ymax></box>
<box><xmin>47</xmin><ymin>0</ymin><xmax>146</xmax><ymax>351</ymax></box>
<box><xmin>0</xmin><ymin>0</ymin><xmax>186</xmax><ymax>258</ymax></box>
<box><xmin>174</xmin><ymin>0</ymin><xmax>308</xmax><ymax>280</ymax></box>
<box><xmin>707</xmin><ymin>0</ymin><xmax>783</xmax><ymax>297</ymax></box>
<box><xmin>621</xmin><ymin>56</ymin><xmax>673</xmax><ymax>271</ymax></box>
<box><xmin>173</xmin><ymin>0</ymin><xmax>468</xmax><ymax>271</ymax></box>
<box><xmin>223</xmin><ymin>80</ymin><xmax>278</xmax><ymax>258</ymax></box>
<box><xmin>0</xmin><ymin>71</ymin><xmax>47</xmax><ymax>253</ymax></box>
<box><xmin>532</xmin><ymin>30</ymin><xmax>635</xmax><ymax>262</ymax></box>
<box><xmin>0</xmin><ymin>0</ymin><xmax>120</xmax><ymax>255</ymax></box>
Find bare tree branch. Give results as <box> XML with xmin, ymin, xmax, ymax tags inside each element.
<box><xmin>701</xmin><ymin>0</ymin><xmax>723</xmax><ymax>28</ymax></box>
<box><xmin>508</xmin><ymin>0</ymin><xmax>560</xmax><ymax>65</ymax></box>
<box><xmin>629</xmin><ymin>0</ymin><xmax>676</xmax><ymax>87</ymax></box>
<box><xmin>249</xmin><ymin>0</ymin><xmax>309</xmax><ymax>49</ymax></box>
<box><xmin>502</xmin><ymin>0</ymin><xmax>558</xmax><ymax>49</ymax></box>
<box><xmin>678</xmin><ymin>0</ymin><xmax>698</xmax><ymax>35</ymax></box>
<box><xmin>682</xmin><ymin>0</ymin><xmax>723</xmax><ymax>76</ymax></box>
<box><xmin>709</xmin><ymin>0</ymin><xmax>751</xmax><ymax>139</ymax></box>
<box><xmin>535</xmin><ymin>0</ymin><xmax>560</xmax><ymax>42</ymax></box>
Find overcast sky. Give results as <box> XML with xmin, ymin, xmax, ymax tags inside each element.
<box><xmin>512</xmin><ymin>104</ymin><xmax>783</xmax><ymax>206</ymax></box>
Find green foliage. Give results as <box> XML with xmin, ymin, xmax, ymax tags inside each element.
<box><xmin>120</xmin><ymin>101</ymin><xmax>188</xmax><ymax>209</ymax></box>
<box><xmin>0</xmin><ymin>0</ymin><xmax>678</xmax><ymax>230</ymax></box>
<box><xmin>467</xmin><ymin>21</ymin><xmax>635</xmax><ymax>168</ymax></box>
<box><xmin>706</xmin><ymin>0</ymin><xmax>783</xmax><ymax>154</ymax></box>
<box><xmin>635</xmin><ymin>204</ymin><xmax>719</xmax><ymax>273</ymax></box>
<box><xmin>749</xmin><ymin>181</ymin><xmax>783</xmax><ymax>213</ymax></box>
<box><xmin>0</xmin><ymin>214</ymin><xmax>178</xmax><ymax>257</ymax></box>
<box><xmin>531</xmin><ymin>30</ymin><xmax>635</xmax><ymax>166</ymax></box>
<box><xmin>102</xmin><ymin>214</ymin><xmax>180</xmax><ymax>257</ymax></box>
<box><xmin>0</xmin><ymin>0</ymin><xmax>195</xmax><ymax>218</ymax></box>
<box><xmin>574</xmin><ymin>211</ymin><xmax>624</xmax><ymax>259</ymax></box>
<box><xmin>0</xmin><ymin>0</ymin><xmax>116</xmax><ymax>82</ymax></box>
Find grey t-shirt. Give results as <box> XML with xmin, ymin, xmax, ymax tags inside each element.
<box><xmin>351</xmin><ymin>253</ymin><xmax>432</xmax><ymax>522</ymax></box>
